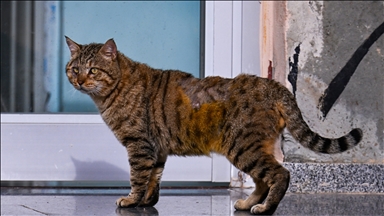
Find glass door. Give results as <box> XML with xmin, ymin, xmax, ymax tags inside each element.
<box><xmin>1</xmin><ymin>1</ymin><xmax>215</xmax><ymax>185</ymax></box>
<box><xmin>1</xmin><ymin>1</ymin><xmax>260</xmax><ymax>186</ymax></box>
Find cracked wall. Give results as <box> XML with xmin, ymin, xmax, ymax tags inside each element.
<box><xmin>280</xmin><ymin>1</ymin><xmax>383</xmax><ymax>164</ymax></box>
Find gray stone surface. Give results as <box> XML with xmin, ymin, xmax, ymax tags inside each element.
<box><xmin>284</xmin><ymin>162</ymin><xmax>384</xmax><ymax>193</ymax></box>
<box><xmin>1</xmin><ymin>188</ymin><xmax>383</xmax><ymax>215</ymax></box>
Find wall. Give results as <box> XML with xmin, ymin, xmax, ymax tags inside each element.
<box><xmin>262</xmin><ymin>1</ymin><xmax>383</xmax><ymax>164</ymax></box>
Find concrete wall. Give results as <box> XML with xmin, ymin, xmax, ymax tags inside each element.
<box><xmin>262</xmin><ymin>1</ymin><xmax>383</xmax><ymax>164</ymax></box>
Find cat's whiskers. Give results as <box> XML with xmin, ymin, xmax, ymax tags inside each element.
<box><xmin>89</xmin><ymin>86</ymin><xmax>102</xmax><ymax>96</ymax></box>
<box><xmin>94</xmin><ymin>86</ymin><xmax>103</xmax><ymax>96</ymax></box>
<box><xmin>67</xmin><ymin>87</ymin><xmax>78</xmax><ymax>97</ymax></box>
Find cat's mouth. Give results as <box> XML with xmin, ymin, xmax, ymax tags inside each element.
<box><xmin>78</xmin><ymin>86</ymin><xmax>88</xmax><ymax>93</ymax></box>
<box><xmin>75</xmin><ymin>84</ymin><xmax>91</xmax><ymax>94</ymax></box>
<box><xmin>76</xmin><ymin>84</ymin><xmax>101</xmax><ymax>96</ymax></box>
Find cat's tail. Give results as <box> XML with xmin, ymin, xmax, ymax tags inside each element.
<box><xmin>277</xmin><ymin>89</ymin><xmax>363</xmax><ymax>154</ymax></box>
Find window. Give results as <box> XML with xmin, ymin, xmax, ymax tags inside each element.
<box><xmin>1</xmin><ymin>1</ymin><xmax>201</xmax><ymax>113</ymax></box>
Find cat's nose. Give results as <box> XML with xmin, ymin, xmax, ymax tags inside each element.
<box><xmin>78</xmin><ymin>79</ymin><xmax>85</xmax><ymax>85</ymax></box>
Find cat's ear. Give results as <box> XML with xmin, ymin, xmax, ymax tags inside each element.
<box><xmin>65</xmin><ymin>36</ymin><xmax>81</xmax><ymax>57</ymax></box>
<box><xmin>99</xmin><ymin>38</ymin><xmax>117</xmax><ymax>60</ymax></box>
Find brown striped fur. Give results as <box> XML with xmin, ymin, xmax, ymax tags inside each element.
<box><xmin>65</xmin><ymin>37</ymin><xmax>363</xmax><ymax>215</ymax></box>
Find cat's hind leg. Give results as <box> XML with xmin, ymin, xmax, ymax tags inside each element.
<box><xmin>138</xmin><ymin>154</ymin><xmax>167</xmax><ymax>207</ymax></box>
<box><xmin>247</xmin><ymin>155</ymin><xmax>290</xmax><ymax>215</ymax></box>
<box><xmin>230</xmin><ymin>143</ymin><xmax>289</xmax><ymax>215</ymax></box>
<box><xmin>234</xmin><ymin>179</ymin><xmax>269</xmax><ymax>211</ymax></box>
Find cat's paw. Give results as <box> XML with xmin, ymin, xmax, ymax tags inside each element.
<box><xmin>116</xmin><ymin>196</ymin><xmax>139</xmax><ymax>208</ymax></box>
<box><xmin>234</xmin><ymin>199</ymin><xmax>251</xmax><ymax>211</ymax></box>
<box><xmin>250</xmin><ymin>204</ymin><xmax>267</xmax><ymax>215</ymax></box>
<box><xmin>138</xmin><ymin>192</ymin><xmax>159</xmax><ymax>207</ymax></box>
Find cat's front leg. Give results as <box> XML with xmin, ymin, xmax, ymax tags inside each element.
<box><xmin>116</xmin><ymin>140</ymin><xmax>157</xmax><ymax>208</ymax></box>
<box><xmin>139</xmin><ymin>153</ymin><xmax>167</xmax><ymax>207</ymax></box>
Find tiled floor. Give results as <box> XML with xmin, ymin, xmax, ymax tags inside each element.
<box><xmin>1</xmin><ymin>188</ymin><xmax>383</xmax><ymax>215</ymax></box>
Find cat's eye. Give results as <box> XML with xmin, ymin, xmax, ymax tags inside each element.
<box><xmin>73</xmin><ymin>67</ymin><xmax>79</xmax><ymax>74</ymax></box>
<box><xmin>90</xmin><ymin>68</ymin><xmax>98</xmax><ymax>74</ymax></box>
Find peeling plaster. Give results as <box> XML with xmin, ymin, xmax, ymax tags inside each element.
<box><xmin>283</xmin><ymin>1</ymin><xmax>383</xmax><ymax>164</ymax></box>
<box><xmin>261</xmin><ymin>1</ymin><xmax>382</xmax><ymax>166</ymax></box>
<box><xmin>286</xmin><ymin>1</ymin><xmax>324</xmax><ymax>70</ymax></box>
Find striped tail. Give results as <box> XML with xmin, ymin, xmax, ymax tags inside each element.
<box><xmin>277</xmin><ymin>89</ymin><xmax>363</xmax><ymax>154</ymax></box>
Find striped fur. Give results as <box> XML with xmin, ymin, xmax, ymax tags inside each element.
<box><xmin>65</xmin><ymin>37</ymin><xmax>363</xmax><ymax>215</ymax></box>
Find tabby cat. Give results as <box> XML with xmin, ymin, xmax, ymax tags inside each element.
<box><xmin>65</xmin><ymin>37</ymin><xmax>363</xmax><ymax>215</ymax></box>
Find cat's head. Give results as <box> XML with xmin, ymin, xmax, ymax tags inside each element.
<box><xmin>65</xmin><ymin>37</ymin><xmax>121</xmax><ymax>97</ymax></box>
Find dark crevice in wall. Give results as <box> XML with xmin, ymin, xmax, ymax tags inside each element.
<box><xmin>288</xmin><ymin>44</ymin><xmax>301</xmax><ymax>98</ymax></box>
<box><xmin>318</xmin><ymin>21</ymin><xmax>384</xmax><ymax>119</ymax></box>
<box><xmin>268</xmin><ymin>60</ymin><xmax>273</xmax><ymax>80</ymax></box>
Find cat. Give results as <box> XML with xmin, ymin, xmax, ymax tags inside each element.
<box><xmin>64</xmin><ymin>37</ymin><xmax>363</xmax><ymax>215</ymax></box>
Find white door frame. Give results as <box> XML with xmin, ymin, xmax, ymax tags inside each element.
<box><xmin>205</xmin><ymin>1</ymin><xmax>261</xmax><ymax>187</ymax></box>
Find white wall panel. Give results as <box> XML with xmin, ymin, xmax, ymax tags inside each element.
<box><xmin>1</xmin><ymin>115</ymin><xmax>211</xmax><ymax>182</ymax></box>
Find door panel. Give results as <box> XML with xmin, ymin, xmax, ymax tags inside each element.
<box><xmin>1</xmin><ymin>114</ymin><xmax>212</xmax><ymax>182</ymax></box>
<box><xmin>1</xmin><ymin>1</ymin><xmax>213</xmax><ymax>184</ymax></box>
<box><xmin>1</xmin><ymin>1</ymin><xmax>260</xmax><ymax>186</ymax></box>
